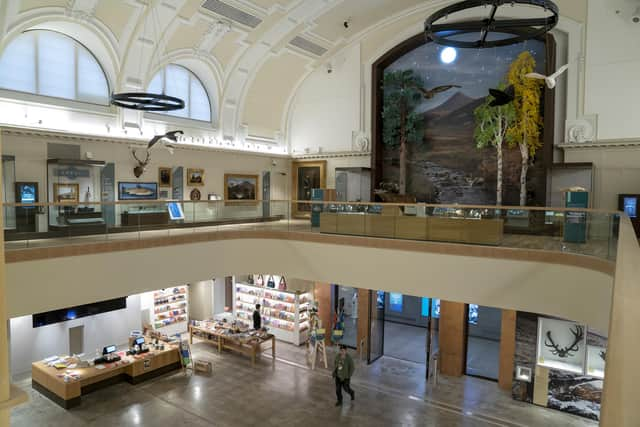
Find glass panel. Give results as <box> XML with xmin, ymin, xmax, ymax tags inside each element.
<box><xmin>189</xmin><ymin>76</ymin><xmax>211</xmax><ymax>121</ymax></box>
<box><xmin>165</xmin><ymin>64</ymin><xmax>189</xmax><ymax>118</ymax></box>
<box><xmin>76</xmin><ymin>48</ymin><xmax>108</xmax><ymax>104</ymax></box>
<box><xmin>0</xmin><ymin>32</ymin><xmax>36</xmax><ymax>93</ymax></box>
<box><xmin>465</xmin><ymin>305</ymin><xmax>502</xmax><ymax>380</ymax></box>
<box><xmin>2</xmin><ymin>158</ymin><xmax>16</xmax><ymax>230</ymax></box>
<box><xmin>334</xmin><ymin>286</ymin><xmax>358</xmax><ymax>348</ymax></box>
<box><xmin>383</xmin><ymin>294</ymin><xmax>427</xmax><ymax>364</ymax></box>
<box><xmin>368</xmin><ymin>290</ymin><xmax>385</xmax><ymax>363</ymax></box>
<box><xmin>38</xmin><ymin>32</ymin><xmax>76</xmax><ymax>99</ymax></box>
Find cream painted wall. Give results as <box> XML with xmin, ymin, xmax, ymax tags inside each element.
<box><xmin>564</xmin><ymin>146</ymin><xmax>640</xmax><ymax>209</ymax></box>
<box><xmin>1</xmin><ymin>131</ymin><xmax>291</xmax><ymax>225</ymax></box>
<box><xmin>9</xmin><ymin>294</ymin><xmax>142</xmax><ymax>376</ymax></box>
<box><xmin>5</xmin><ymin>239</ymin><xmax>613</xmax><ymax>333</ymax></box>
<box><xmin>584</xmin><ymin>0</ymin><xmax>640</xmax><ymax>141</ymax></box>
<box><xmin>289</xmin><ymin>43</ymin><xmax>362</xmax><ymax>156</ymax></box>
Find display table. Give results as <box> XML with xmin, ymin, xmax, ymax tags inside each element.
<box><xmin>121</xmin><ymin>210</ymin><xmax>169</xmax><ymax>226</ymax></box>
<box><xmin>189</xmin><ymin>323</ymin><xmax>275</xmax><ymax>367</ymax></box>
<box><xmin>31</xmin><ymin>345</ymin><xmax>180</xmax><ymax>409</ymax></box>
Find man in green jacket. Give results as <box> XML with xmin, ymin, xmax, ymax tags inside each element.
<box><xmin>333</xmin><ymin>345</ymin><xmax>355</xmax><ymax>406</ymax></box>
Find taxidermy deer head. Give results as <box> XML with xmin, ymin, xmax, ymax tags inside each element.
<box><xmin>130</xmin><ymin>130</ymin><xmax>183</xmax><ymax>178</ymax></box>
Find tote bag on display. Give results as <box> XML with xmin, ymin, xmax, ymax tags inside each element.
<box><xmin>278</xmin><ymin>276</ymin><xmax>287</xmax><ymax>291</ymax></box>
<box><xmin>267</xmin><ymin>275</ymin><xmax>276</xmax><ymax>288</ymax></box>
<box><xmin>256</xmin><ymin>275</ymin><xmax>264</xmax><ymax>287</ymax></box>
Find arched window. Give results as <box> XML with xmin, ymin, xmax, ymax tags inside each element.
<box><xmin>0</xmin><ymin>30</ymin><xmax>109</xmax><ymax>104</ymax></box>
<box><xmin>147</xmin><ymin>64</ymin><xmax>211</xmax><ymax>122</ymax></box>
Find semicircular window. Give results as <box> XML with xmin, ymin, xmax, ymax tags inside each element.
<box><xmin>0</xmin><ymin>30</ymin><xmax>109</xmax><ymax>104</ymax></box>
<box><xmin>147</xmin><ymin>64</ymin><xmax>212</xmax><ymax>122</ymax></box>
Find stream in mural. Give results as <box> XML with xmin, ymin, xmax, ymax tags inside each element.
<box><xmin>381</xmin><ymin>37</ymin><xmax>546</xmax><ymax>205</ymax></box>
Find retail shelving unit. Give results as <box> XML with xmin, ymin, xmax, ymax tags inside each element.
<box><xmin>153</xmin><ymin>286</ymin><xmax>189</xmax><ymax>335</ymax></box>
<box><xmin>234</xmin><ymin>282</ymin><xmax>311</xmax><ymax>345</ymax></box>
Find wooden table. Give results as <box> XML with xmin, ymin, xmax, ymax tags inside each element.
<box><xmin>189</xmin><ymin>324</ymin><xmax>275</xmax><ymax>367</ymax></box>
<box><xmin>31</xmin><ymin>346</ymin><xmax>181</xmax><ymax>409</ymax></box>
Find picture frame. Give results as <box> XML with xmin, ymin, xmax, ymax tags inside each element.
<box><xmin>53</xmin><ymin>183</ymin><xmax>79</xmax><ymax>204</ymax></box>
<box><xmin>118</xmin><ymin>182</ymin><xmax>158</xmax><ymax>200</ymax></box>
<box><xmin>187</xmin><ymin>168</ymin><xmax>204</xmax><ymax>186</ymax></box>
<box><xmin>158</xmin><ymin>167</ymin><xmax>172</xmax><ymax>187</ymax></box>
<box><xmin>291</xmin><ymin>161</ymin><xmax>326</xmax><ymax>218</ymax></box>
<box><xmin>224</xmin><ymin>174</ymin><xmax>258</xmax><ymax>205</ymax></box>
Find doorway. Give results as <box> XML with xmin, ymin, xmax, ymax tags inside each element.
<box><xmin>332</xmin><ymin>285</ymin><xmax>358</xmax><ymax>348</ymax></box>
<box><xmin>465</xmin><ymin>305</ymin><xmax>502</xmax><ymax>380</ymax></box>
<box><xmin>382</xmin><ymin>293</ymin><xmax>428</xmax><ymax>364</ymax></box>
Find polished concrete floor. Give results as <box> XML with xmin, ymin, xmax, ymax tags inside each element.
<box><xmin>383</xmin><ymin>321</ymin><xmax>427</xmax><ymax>364</ymax></box>
<box><xmin>11</xmin><ymin>339</ymin><xmax>598</xmax><ymax>427</ymax></box>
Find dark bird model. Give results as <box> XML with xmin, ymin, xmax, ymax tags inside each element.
<box><xmin>148</xmin><ymin>130</ymin><xmax>183</xmax><ymax>149</ymax></box>
<box><xmin>488</xmin><ymin>85</ymin><xmax>515</xmax><ymax>107</ymax></box>
<box><xmin>413</xmin><ymin>84</ymin><xmax>462</xmax><ymax>99</ymax></box>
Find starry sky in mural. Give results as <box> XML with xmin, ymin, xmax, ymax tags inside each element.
<box><xmin>387</xmin><ymin>38</ymin><xmax>546</xmax><ymax>113</ymax></box>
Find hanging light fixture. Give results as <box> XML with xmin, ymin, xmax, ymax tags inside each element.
<box><xmin>111</xmin><ymin>6</ymin><xmax>185</xmax><ymax>111</ymax></box>
<box><xmin>424</xmin><ymin>0</ymin><xmax>559</xmax><ymax>49</ymax></box>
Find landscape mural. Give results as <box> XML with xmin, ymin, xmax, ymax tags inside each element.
<box><xmin>380</xmin><ymin>38</ymin><xmax>547</xmax><ymax>206</ymax></box>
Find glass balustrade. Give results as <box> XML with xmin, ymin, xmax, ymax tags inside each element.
<box><xmin>1</xmin><ymin>199</ymin><xmax>620</xmax><ymax>262</ymax></box>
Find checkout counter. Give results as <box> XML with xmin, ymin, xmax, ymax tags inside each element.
<box><xmin>31</xmin><ymin>335</ymin><xmax>181</xmax><ymax>409</ymax></box>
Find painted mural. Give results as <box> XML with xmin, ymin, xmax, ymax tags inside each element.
<box><xmin>380</xmin><ymin>38</ymin><xmax>547</xmax><ymax>205</ymax></box>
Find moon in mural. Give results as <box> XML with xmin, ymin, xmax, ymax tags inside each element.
<box><xmin>440</xmin><ymin>47</ymin><xmax>457</xmax><ymax>64</ymax></box>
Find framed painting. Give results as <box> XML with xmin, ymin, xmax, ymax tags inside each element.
<box><xmin>224</xmin><ymin>174</ymin><xmax>258</xmax><ymax>205</ymax></box>
<box><xmin>187</xmin><ymin>168</ymin><xmax>204</xmax><ymax>186</ymax></box>
<box><xmin>53</xmin><ymin>183</ymin><xmax>79</xmax><ymax>204</ymax></box>
<box><xmin>118</xmin><ymin>182</ymin><xmax>158</xmax><ymax>200</ymax></box>
<box><xmin>292</xmin><ymin>161</ymin><xmax>326</xmax><ymax>218</ymax></box>
<box><xmin>158</xmin><ymin>167</ymin><xmax>172</xmax><ymax>187</ymax></box>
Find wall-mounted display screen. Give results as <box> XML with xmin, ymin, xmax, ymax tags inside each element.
<box><xmin>15</xmin><ymin>182</ymin><xmax>38</xmax><ymax>204</ymax></box>
<box><xmin>618</xmin><ymin>194</ymin><xmax>640</xmax><ymax>218</ymax></box>
<box><xmin>118</xmin><ymin>182</ymin><xmax>158</xmax><ymax>200</ymax></box>
<box><xmin>32</xmin><ymin>297</ymin><xmax>127</xmax><ymax>327</ymax></box>
<box><xmin>468</xmin><ymin>304</ymin><xmax>479</xmax><ymax>325</ymax></box>
<box><xmin>389</xmin><ymin>293</ymin><xmax>403</xmax><ymax>312</ymax></box>
<box><xmin>586</xmin><ymin>345</ymin><xmax>606</xmax><ymax>379</ymax></box>
<box><xmin>432</xmin><ymin>298</ymin><xmax>440</xmax><ymax>318</ymax></box>
<box><xmin>421</xmin><ymin>298</ymin><xmax>430</xmax><ymax>317</ymax></box>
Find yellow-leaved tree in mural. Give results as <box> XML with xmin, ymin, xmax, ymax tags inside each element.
<box><xmin>506</xmin><ymin>51</ymin><xmax>543</xmax><ymax>206</ymax></box>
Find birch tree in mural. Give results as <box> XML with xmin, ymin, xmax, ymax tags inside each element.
<box><xmin>506</xmin><ymin>51</ymin><xmax>543</xmax><ymax>206</ymax></box>
<box><xmin>474</xmin><ymin>83</ymin><xmax>515</xmax><ymax>206</ymax></box>
<box><xmin>382</xmin><ymin>70</ymin><xmax>424</xmax><ymax>195</ymax></box>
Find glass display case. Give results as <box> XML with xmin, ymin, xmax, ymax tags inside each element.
<box><xmin>47</xmin><ymin>159</ymin><xmax>105</xmax><ymax>229</ymax></box>
<box><xmin>2</xmin><ymin>156</ymin><xmax>16</xmax><ymax>231</ymax></box>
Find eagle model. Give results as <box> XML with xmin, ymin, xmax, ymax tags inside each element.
<box><xmin>412</xmin><ymin>84</ymin><xmax>462</xmax><ymax>99</ymax></box>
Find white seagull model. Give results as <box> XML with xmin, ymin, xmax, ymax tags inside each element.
<box><xmin>525</xmin><ymin>64</ymin><xmax>569</xmax><ymax>89</ymax></box>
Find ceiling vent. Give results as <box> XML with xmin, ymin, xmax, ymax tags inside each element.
<box><xmin>289</xmin><ymin>36</ymin><xmax>328</xmax><ymax>57</ymax></box>
<box><xmin>202</xmin><ymin>0</ymin><xmax>262</xmax><ymax>28</ymax></box>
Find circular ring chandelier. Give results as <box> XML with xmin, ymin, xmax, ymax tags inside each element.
<box><xmin>110</xmin><ymin>92</ymin><xmax>185</xmax><ymax>112</ymax></box>
<box><xmin>425</xmin><ymin>0</ymin><xmax>559</xmax><ymax>49</ymax></box>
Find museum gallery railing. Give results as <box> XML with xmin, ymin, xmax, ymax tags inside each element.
<box><xmin>0</xmin><ymin>199</ymin><xmax>620</xmax><ymax>262</ymax></box>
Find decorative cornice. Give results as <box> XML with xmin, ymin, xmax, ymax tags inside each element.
<box><xmin>292</xmin><ymin>150</ymin><xmax>371</xmax><ymax>160</ymax></box>
<box><xmin>558</xmin><ymin>138</ymin><xmax>640</xmax><ymax>149</ymax></box>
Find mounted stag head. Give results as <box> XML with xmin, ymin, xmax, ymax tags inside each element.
<box><xmin>131</xmin><ymin>148</ymin><xmax>150</xmax><ymax>178</ymax></box>
<box><xmin>544</xmin><ymin>325</ymin><xmax>584</xmax><ymax>358</ymax></box>
<box><xmin>130</xmin><ymin>130</ymin><xmax>183</xmax><ymax>178</ymax></box>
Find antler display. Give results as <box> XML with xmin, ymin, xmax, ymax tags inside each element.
<box><xmin>544</xmin><ymin>325</ymin><xmax>584</xmax><ymax>358</ymax></box>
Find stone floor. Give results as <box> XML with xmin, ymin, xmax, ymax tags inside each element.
<box><xmin>11</xmin><ymin>339</ymin><xmax>598</xmax><ymax>427</ymax></box>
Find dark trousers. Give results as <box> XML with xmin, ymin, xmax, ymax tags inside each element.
<box><xmin>335</xmin><ymin>377</ymin><xmax>354</xmax><ymax>403</ymax></box>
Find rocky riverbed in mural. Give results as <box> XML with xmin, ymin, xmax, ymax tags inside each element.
<box><xmin>382</xmin><ymin>92</ymin><xmax>530</xmax><ymax>204</ymax></box>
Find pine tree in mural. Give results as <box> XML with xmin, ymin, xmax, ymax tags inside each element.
<box><xmin>382</xmin><ymin>69</ymin><xmax>424</xmax><ymax>195</ymax></box>
<box><xmin>506</xmin><ymin>51</ymin><xmax>543</xmax><ymax>206</ymax></box>
<box><xmin>474</xmin><ymin>82</ymin><xmax>515</xmax><ymax>206</ymax></box>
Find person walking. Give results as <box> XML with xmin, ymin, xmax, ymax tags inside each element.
<box><xmin>333</xmin><ymin>344</ymin><xmax>355</xmax><ymax>406</ymax></box>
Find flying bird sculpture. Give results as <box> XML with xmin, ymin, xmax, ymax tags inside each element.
<box><xmin>132</xmin><ymin>130</ymin><xmax>183</xmax><ymax>178</ymax></box>
<box><xmin>413</xmin><ymin>84</ymin><xmax>462</xmax><ymax>99</ymax></box>
<box><xmin>525</xmin><ymin>64</ymin><xmax>569</xmax><ymax>89</ymax></box>
<box><xmin>488</xmin><ymin>85</ymin><xmax>515</xmax><ymax>107</ymax></box>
